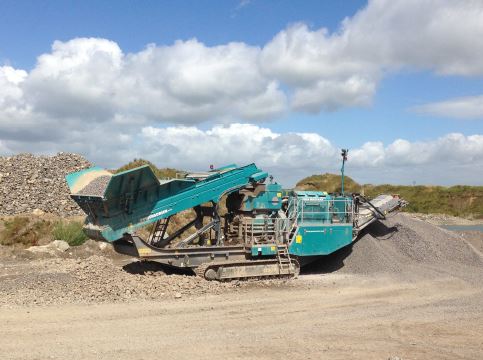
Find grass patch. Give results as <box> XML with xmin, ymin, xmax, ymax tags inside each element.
<box><xmin>363</xmin><ymin>184</ymin><xmax>483</xmax><ymax>219</ymax></box>
<box><xmin>0</xmin><ymin>216</ymin><xmax>53</xmax><ymax>247</ymax></box>
<box><xmin>52</xmin><ymin>221</ymin><xmax>88</xmax><ymax>246</ymax></box>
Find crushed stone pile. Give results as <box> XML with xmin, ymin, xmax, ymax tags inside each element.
<box><xmin>0</xmin><ymin>153</ymin><xmax>91</xmax><ymax>216</ymax></box>
<box><xmin>0</xmin><ymin>254</ymin><xmax>289</xmax><ymax>306</ymax></box>
<box><xmin>76</xmin><ymin>175</ymin><xmax>111</xmax><ymax>196</ymax></box>
<box><xmin>306</xmin><ymin>213</ymin><xmax>483</xmax><ymax>282</ymax></box>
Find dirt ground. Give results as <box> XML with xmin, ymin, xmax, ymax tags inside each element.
<box><xmin>1</xmin><ymin>274</ymin><xmax>482</xmax><ymax>360</ymax></box>
<box><xmin>1</xmin><ymin>214</ymin><xmax>483</xmax><ymax>360</ymax></box>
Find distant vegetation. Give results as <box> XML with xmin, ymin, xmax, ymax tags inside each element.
<box><xmin>296</xmin><ymin>173</ymin><xmax>483</xmax><ymax>219</ymax></box>
<box><xmin>296</xmin><ymin>173</ymin><xmax>361</xmax><ymax>193</ymax></box>
<box><xmin>115</xmin><ymin>159</ymin><xmax>180</xmax><ymax>179</ymax></box>
<box><xmin>0</xmin><ymin>216</ymin><xmax>87</xmax><ymax>247</ymax></box>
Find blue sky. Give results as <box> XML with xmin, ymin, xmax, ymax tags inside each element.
<box><xmin>0</xmin><ymin>0</ymin><xmax>482</xmax><ymax>185</ymax></box>
<box><xmin>0</xmin><ymin>0</ymin><xmax>365</xmax><ymax>68</ymax></box>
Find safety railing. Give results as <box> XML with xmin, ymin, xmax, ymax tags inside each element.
<box><xmin>238</xmin><ymin>197</ymin><xmax>354</xmax><ymax>246</ymax></box>
<box><xmin>296</xmin><ymin>198</ymin><xmax>354</xmax><ymax>224</ymax></box>
<box><xmin>234</xmin><ymin>215</ymin><xmax>277</xmax><ymax>246</ymax></box>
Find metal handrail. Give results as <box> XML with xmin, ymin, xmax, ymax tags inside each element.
<box><xmin>238</xmin><ymin>197</ymin><xmax>355</xmax><ymax>246</ymax></box>
<box><xmin>296</xmin><ymin>198</ymin><xmax>353</xmax><ymax>224</ymax></box>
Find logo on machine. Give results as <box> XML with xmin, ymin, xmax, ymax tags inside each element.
<box><xmin>146</xmin><ymin>208</ymin><xmax>172</xmax><ymax>220</ymax></box>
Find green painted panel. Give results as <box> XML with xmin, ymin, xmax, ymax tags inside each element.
<box><xmin>242</xmin><ymin>183</ymin><xmax>282</xmax><ymax>211</ymax></box>
<box><xmin>251</xmin><ymin>244</ymin><xmax>278</xmax><ymax>256</ymax></box>
<box><xmin>289</xmin><ymin>224</ymin><xmax>353</xmax><ymax>256</ymax></box>
<box><xmin>69</xmin><ymin>163</ymin><xmax>266</xmax><ymax>242</ymax></box>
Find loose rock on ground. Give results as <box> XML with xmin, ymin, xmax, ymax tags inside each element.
<box><xmin>1</xmin><ymin>213</ymin><xmax>481</xmax><ymax>307</ymax></box>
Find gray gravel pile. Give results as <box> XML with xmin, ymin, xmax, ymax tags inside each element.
<box><xmin>76</xmin><ymin>175</ymin><xmax>111</xmax><ymax>196</ymax></box>
<box><xmin>339</xmin><ymin>213</ymin><xmax>483</xmax><ymax>281</ymax></box>
<box><xmin>0</xmin><ymin>239</ymin><xmax>291</xmax><ymax>306</ymax></box>
<box><xmin>0</xmin><ymin>152</ymin><xmax>91</xmax><ymax>216</ymax></box>
<box><xmin>0</xmin><ymin>256</ymin><xmax>239</xmax><ymax>306</ymax></box>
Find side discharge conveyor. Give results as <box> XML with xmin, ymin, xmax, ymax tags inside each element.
<box><xmin>67</xmin><ymin>161</ymin><xmax>407</xmax><ymax>281</ymax></box>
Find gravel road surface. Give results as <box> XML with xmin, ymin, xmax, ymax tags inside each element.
<box><xmin>1</xmin><ymin>274</ymin><xmax>482</xmax><ymax>360</ymax></box>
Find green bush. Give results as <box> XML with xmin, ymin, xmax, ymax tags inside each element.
<box><xmin>52</xmin><ymin>221</ymin><xmax>88</xmax><ymax>246</ymax></box>
<box><xmin>296</xmin><ymin>173</ymin><xmax>361</xmax><ymax>193</ymax></box>
<box><xmin>116</xmin><ymin>158</ymin><xmax>179</xmax><ymax>179</ymax></box>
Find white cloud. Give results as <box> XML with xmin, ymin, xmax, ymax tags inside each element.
<box><xmin>0</xmin><ymin>66</ymin><xmax>29</xmax><ymax>125</ymax></box>
<box><xmin>357</xmin><ymin>133</ymin><xmax>483</xmax><ymax>167</ymax></box>
<box><xmin>349</xmin><ymin>142</ymin><xmax>386</xmax><ymax>167</ymax></box>
<box><xmin>1</xmin><ymin>0</ymin><xmax>483</xmax><ymax>185</ymax></box>
<box><xmin>291</xmin><ymin>76</ymin><xmax>376</xmax><ymax>112</ymax></box>
<box><xmin>1</xmin><ymin>0</ymin><xmax>482</xmax><ymax>131</ymax></box>
<box><xmin>1</xmin><ymin>0</ymin><xmax>481</xmax><ymax>129</ymax></box>
<box><xmin>139</xmin><ymin>123</ymin><xmax>337</xmax><ymax>174</ymax></box>
<box><xmin>344</xmin><ymin>0</ymin><xmax>483</xmax><ymax>76</ymax></box>
<box><xmin>260</xmin><ymin>0</ymin><xmax>483</xmax><ymax>111</ymax></box>
<box><xmin>137</xmin><ymin>124</ymin><xmax>483</xmax><ymax>185</ymax></box>
<box><xmin>413</xmin><ymin>95</ymin><xmax>483</xmax><ymax>119</ymax></box>
<box><xmin>0</xmin><ymin>66</ymin><xmax>27</xmax><ymax>106</ymax></box>
<box><xmin>260</xmin><ymin>23</ymin><xmax>379</xmax><ymax>111</ymax></box>
<box><xmin>344</xmin><ymin>133</ymin><xmax>483</xmax><ymax>184</ymax></box>
<box><xmin>0</xmin><ymin>37</ymin><xmax>288</xmax><ymax>152</ymax></box>
<box><xmin>25</xmin><ymin>38</ymin><xmax>123</xmax><ymax>120</ymax></box>
<box><xmin>19</xmin><ymin>38</ymin><xmax>287</xmax><ymax>124</ymax></box>
<box><xmin>1</xmin><ymin>114</ymin><xmax>482</xmax><ymax>184</ymax></box>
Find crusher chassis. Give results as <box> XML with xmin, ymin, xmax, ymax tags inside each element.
<box><xmin>67</xmin><ymin>160</ymin><xmax>406</xmax><ymax>281</ymax></box>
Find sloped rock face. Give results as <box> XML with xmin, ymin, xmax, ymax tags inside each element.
<box><xmin>0</xmin><ymin>153</ymin><xmax>91</xmax><ymax>216</ymax></box>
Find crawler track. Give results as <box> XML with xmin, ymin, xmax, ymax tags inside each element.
<box><xmin>195</xmin><ymin>259</ymin><xmax>300</xmax><ymax>281</ymax></box>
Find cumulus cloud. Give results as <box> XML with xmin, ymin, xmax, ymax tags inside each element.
<box><xmin>137</xmin><ymin>124</ymin><xmax>483</xmax><ymax>185</ymax></box>
<box><xmin>412</xmin><ymin>95</ymin><xmax>483</xmax><ymax>119</ymax></box>
<box><xmin>139</xmin><ymin>123</ymin><xmax>337</xmax><ymax>174</ymax></box>
<box><xmin>0</xmin><ymin>66</ymin><xmax>27</xmax><ymax>106</ymax></box>
<box><xmin>344</xmin><ymin>0</ymin><xmax>483</xmax><ymax>76</ymax></box>
<box><xmin>260</xmin><ymin>23</ymin><xmax>379</xmax><ymax>112</ymax></box>
<box><xmin>1</xmin><ymin>0</ymin><xmax>482</xmax><ymax>128</ymax></box>
<box><xmin>1</xmin><ymin>116</ymin><xmax>482</xmax><ymax>184</ymax></box>
<box><xmin>354</xmin><ymin>133</ymin><xmax>483</xmax><ymax>167</ymax></box>
<box><xmin>1</xmin><ymin>0</ymin><xmax>482</xmax><ymax>132</ymax></box>
<box><xmin>349</xmin><ymin>133</ymin><xmax>483</xmax><ymax>185</ymax></box>
<box><xmin>260</xmin><ymin>0</ymin><xmax>483</xmax><ymax>111</ymax></box>
<box><xmin>0</xmin><ymin>37</ymin><xmax>287</xmax><ymax>152</ymax></box>
<box><xmin>1</xmin><ymin>0</ymin><xmax>483</xmax><ymax>185</ymax></box>
<box><xmin>25</xmin><ymin>38</ymin><xmax>123</xmax><ymax>121</ymax></box>
<box><xmin>21</xmin><ymin>38</ymin><xmax>287</xmax><ymax>124</ymax></box>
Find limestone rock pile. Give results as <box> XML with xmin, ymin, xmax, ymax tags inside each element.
<box><xmin>0</xmin><ymin>256</ymin><xmax>242</xmax><ymax>305</ymax></box>
<box><xmin>305</xmin><ymin>213</ymin><xmax>483</xmax><ymax>284</ymax></box>
<box><xmin>0</xmin><ymin>153</ymin><xmax>91</xmax><ymax>216</ymax></box>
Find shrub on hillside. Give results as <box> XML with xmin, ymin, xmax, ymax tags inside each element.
<box><xmin>116</xmin><ymin>159</ymin><xmax>179</xmax><ymax>179</ymax></box>
<box><xmin>52</xmin><ymin>221</ymin><xmax>88</xmax><ymax>246</ymax></box>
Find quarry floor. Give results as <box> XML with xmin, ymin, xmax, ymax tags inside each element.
<box><xmin>1</xmin><ymin>273</ymin><xmax>483</xmax><ymax>360</ymax></box>
<box><xmin>1</xmin><ymin>214</ymin><xmax>483</xmax><ymax>360</ymax></box>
